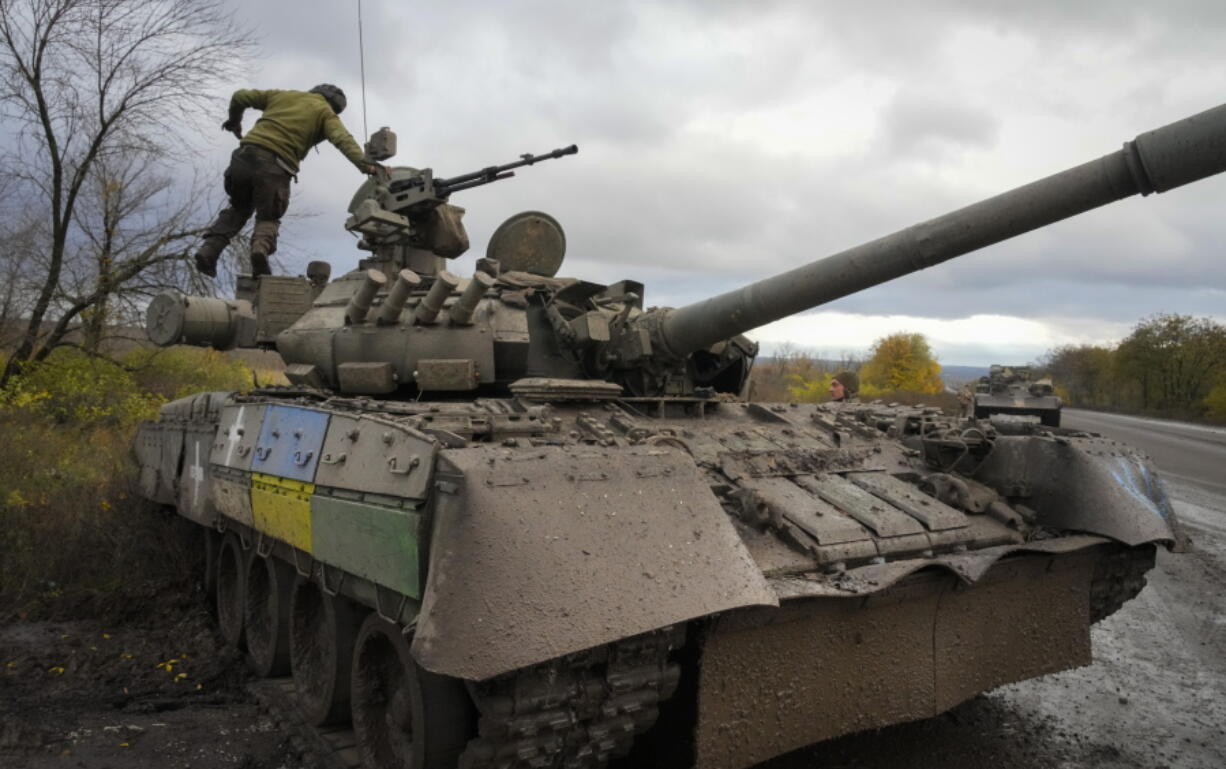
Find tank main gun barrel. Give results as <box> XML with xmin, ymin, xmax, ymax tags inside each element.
<box><xmin>654</xmin><ymin>103</ymin><xmax>1226</xmax><ymax>358</ymax></box>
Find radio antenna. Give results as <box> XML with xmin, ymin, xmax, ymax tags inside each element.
<box><xmin>357</xmin><ymin>0</ymin><xmax>368</xmax><ymax>141</ymax></box>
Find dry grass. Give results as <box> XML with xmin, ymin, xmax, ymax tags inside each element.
<box><xmin>0</xmin><ymin>345</ymin><xmax>265</xmax><ymax>616</ymax></box>
<box><xmin>0</xmin><ymin>411</ymin><xmax>199</xmax><ymax>614</ymax></box>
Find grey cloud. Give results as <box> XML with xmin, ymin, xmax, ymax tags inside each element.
<box><xmin>187</xmin><ymin>0</ymin><xmax>1226</xmax><ymax>367</ymax></box>
<box><xmin>878</xmin><ymin>92</ymin><xmax>999</xmax><ymax>157</ymax></box>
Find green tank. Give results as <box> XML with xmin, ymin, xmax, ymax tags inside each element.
<box><xmin>134</xmin><ymin>105</ymin><xmax>1226</xmax><ymax>769</ymax></box>
<box><xmin>973</xmin><ymin>364</ymin><xmax>1063</xmax><ymax>426</ymax></box>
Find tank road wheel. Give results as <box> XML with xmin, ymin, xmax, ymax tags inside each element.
<box><xmin>215</xmin><ymin>533</ymin><xmax>247</xmax><ymax>649</ymax></box>
<box><xmin>351</xmin><ymin>614</ymin><xmax>473</xmax><ymax>769</ymax></box>
<box><xmin>203</xmin><ymin>528</ymin><xmax>221</xmax><ymax>609</ymax></box>
<box><xmin>244</xmin><ymin>554</ymin><xmax>295</xmax><ymax>677</ymax></box>
<box><xmin>290</xmin><ymin>576</ymin><xmax>363</xmax><ymax>725</ymax></box>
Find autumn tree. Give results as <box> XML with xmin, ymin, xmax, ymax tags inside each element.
<box><xmin>1039</xmin><ymin>344</ymin><xmax>1116</xmax><ymax>406</ymax></box>
<box><xmin>0</xmin><ymin>0</ymin><xmax>252</xmax><ymax>381</ymax></box>
<box><xmin>1115</xmin><ymin>314</ymin><xmax>1226</xmax><ymax>413</ymax></box>
<box><xmin>859</xmin><ymin>332</ymin><xmax>944</xmax><ymax>395</ymax></box>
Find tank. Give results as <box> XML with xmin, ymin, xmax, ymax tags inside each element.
<box><xmin>973</xmin><ymin>365</ymin><xmax>1063</xmax><ymax>426</ymax></box>
<box><xmin>133</xmin><ymin>104</ymin><xmax>1226</xmax><ymax>769</ymax></box>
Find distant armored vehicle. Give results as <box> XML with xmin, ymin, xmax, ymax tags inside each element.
<box><xmin>134</xmin><ymin>104</ymin><xmax>1226</xmax><ymax>769</ymax></box>
<box><xmin>973</xmin><ymin>364</ymin><xmax>1063</xmax><ymax>426</ymax></box>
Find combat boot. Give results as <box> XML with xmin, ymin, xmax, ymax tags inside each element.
<box><xmin>250</xmin><ymin>220</ymin><xmax>279</xmax><ymax>277</ymax></box>
<box><xmin>250</xmin><ymin>249</ymin><xmax>271</xmax><ymax>278</ymax></box>
<box><xmin>194</xmin><ymin>236</ymin><xmax>227</xmax><ymax>278</ymax></box>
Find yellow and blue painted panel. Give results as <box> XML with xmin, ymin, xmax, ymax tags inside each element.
<box><xmin>210</xmin><ymin>403</ymin><xmax>427</xmax><ymax>599</ymax></box>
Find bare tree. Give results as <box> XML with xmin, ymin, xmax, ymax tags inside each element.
<box><xmin>0</xmin><ymin>0</ymin><xmax>252</xmax><ymax>381</ymax></box>
<box><xmin>0</xmin><ymin>218</ymin><xmax>42</xmax><ymax>348</ymax></box>
<box><xmin>54</xmin><ymin>148</ymin><xmax>216</xmax><ymax>353</ymax></box>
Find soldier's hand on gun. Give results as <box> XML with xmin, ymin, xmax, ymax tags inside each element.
<box><xmin>364</xmin><ymin>162</ymin><xmax>388</xmax><ymax>180</ymax></box>
<box><xmin>221</xmin><ymin>119</ymin><xmax>242</xmax><ymax>139</ymax></box>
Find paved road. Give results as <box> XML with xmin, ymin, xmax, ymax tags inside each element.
<box><xmin>1063</xmin><ymin>408</ymin><xmax>1226</xmax><ymax>497</ymax></box>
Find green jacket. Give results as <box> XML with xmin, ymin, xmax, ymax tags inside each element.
<box><xmin>229</xmin><ymin>89</ymin><xmax>366</xmax><ymax>173</ymax></box>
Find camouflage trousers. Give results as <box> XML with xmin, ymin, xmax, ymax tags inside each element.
<box><xmin>198</xmin><ymin>144</ymin><xmax>293</xmax><ymax>276</ymax></box>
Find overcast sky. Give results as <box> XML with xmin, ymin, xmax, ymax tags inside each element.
<box><xmin>200</xmin><ymin>0</ymin><xmax>1226</xmax><ymax>366</ymax></box>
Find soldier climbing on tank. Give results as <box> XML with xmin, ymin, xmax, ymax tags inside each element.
<box><xmin>194</xmin><ymin>84</ymin><xmax>384</xmax><ymax>278</ymax></box>
<box><xmin>829</xmin><ymin>371</ymin><xmax>859</xmax><ymax>402</ymax></box>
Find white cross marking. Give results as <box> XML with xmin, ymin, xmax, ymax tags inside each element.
<box><xmin>189</xmin><ymin>441</ymin><xmax>205</xmax><ymax>510</ymax></box>
<box><xmin>223</xmin><ymin>406</ymin><xmax>246</xmax><ymax>466</ymax></box>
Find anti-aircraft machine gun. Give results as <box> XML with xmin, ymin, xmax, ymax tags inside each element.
<box><xmin>136</xmin><ymin>104</ymin><xmax>1226</xmax><ymax>769</ymax></box>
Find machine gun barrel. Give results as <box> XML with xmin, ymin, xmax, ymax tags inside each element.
<box><xmin>434</xmin><ymin>144</ymin><xmax>579</xmax><ymax>195</ymax></box>
<box><xmin>656</xmin><ymin>103</ymin><xmax>1226</xmax><ymax>358</ymax></box>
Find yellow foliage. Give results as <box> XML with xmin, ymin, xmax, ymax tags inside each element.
<box><xmin>0</xmin><ymin>349</ymin><xmax>160</xmax><ymax>428</ymax></box>
<box><xmin>859</xmin><ymin>333</ymin><xmax>944</xmax><ymax>395</ymax></box>
<box><xmin>786</xmin><ymin>372</ymin><xmax>834</xmax><ymax>402</ymax></box>
<box><xmin>122</xmin><ymin>346</ymin><xmax>256</xmax><ymax>400</ymax></box>
<box><xmin>251</xmin><ymin>366</ymin><xmax>290</xmax><ymax>387</ymax></box>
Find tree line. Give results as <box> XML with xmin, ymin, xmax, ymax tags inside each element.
<box><xmin>751</xmin><ymin>315</ymin><xmax>1226</xmax><ymax>426</ymax></box>
<box><xmin>1040</xmin><ymin>313</ymin><xmax>1226</xmax><ymax>422</ymax></box>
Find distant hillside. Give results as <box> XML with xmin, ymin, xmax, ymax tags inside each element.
<box><xmin>940</xmin><ymin>365</ymin><xmax>989</xmax><ymax>386</ymax></box>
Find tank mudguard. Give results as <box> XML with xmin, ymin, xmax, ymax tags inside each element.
<box><xmin>973</xmin><ymin>434</ymin><xmax>1186</xmax><ymax>549</ymax></box>
<box><xmin>411</xmin><ymin>444</ymin><xmax>778</xmax><ymax>681</ymax></box>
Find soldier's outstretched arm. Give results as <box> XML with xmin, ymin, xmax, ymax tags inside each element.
<box><xmin>322</xmin><ymin>112</ymin><xmax>372</xmax><ymax>173</ymax></box>
<box><xmin>222</xmin><ymin>89</ymin><xmax>278</xmax><ymax>139</ymax></box>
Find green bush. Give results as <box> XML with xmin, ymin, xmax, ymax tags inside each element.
<box><xmin>787</xmin><ymin>371</ymin><xmax>835</xmax><ymax>402</ymax></box>
<box><xmin>0</xmin><ymin>348</ymin><xmax>160</xmax><ymax>429</ymax></box>
<box><xmin>123</xmin><ymin>346</ymin><xmax>255</xmax><ymax>400</ymax></box>
<box><xmin>0</xmin><ymin>345</ymin><xmax>266</xmax><ymax>612</ymax></box>
<box><xmin>1205</xmin><ymin>381</ymin><xmax>1226</xmax><ymax>423</ymax></box>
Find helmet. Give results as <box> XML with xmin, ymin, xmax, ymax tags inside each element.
<box><xmin>832</xmin><ymin>370</ymin><xmax>859</xmax><ymax>395</ymax></box>
<box><xmin>309</xmin><ymin>84</ymin><xmax>347</xmax><ymax>114</ymax></box>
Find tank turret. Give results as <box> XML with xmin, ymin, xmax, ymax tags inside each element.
<box><xmin>148</xmin><ymin>105</ymin><xmax>1226</xmax><ymax>400</ymax></box>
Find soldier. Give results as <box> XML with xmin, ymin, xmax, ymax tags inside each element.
<box><xmin>829</xmin><ymin>371</ymin><xmax>859</xmax><ymax>402</ymax></box>
<box><xmin>958</xmin><ymin>384</ymin><xmax>974</xmax><ymax>417</ymax></box>
<box><xmin>195</xmin><ymin>84</ymin><xmax>383</xmax><ymax>278</ymax></box>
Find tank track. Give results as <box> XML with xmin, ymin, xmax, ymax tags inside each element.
<box><xmin>1089</xmin><ymin>543</ymin><xmax>1157</xmax><ymax>624</ymax></box>
<box><xmin>241</xmin><ymin>550</ymin><xmax>1148</xmax><ymax>769</ymax></box>
<box><xmin>249</xmin><ymin>678</ymin><xmax>361</xmax><ymax>769</ymax></box>
<box><xmin>459</xmin><ymin>628</ymin><xmax>683</xmax><ymax>769</ymax></box>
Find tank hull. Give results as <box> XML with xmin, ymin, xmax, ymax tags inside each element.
<box><xmin>133</xmin><ymin>389</ymin><xmax>1172</xmax><ymax>767</ymax></box>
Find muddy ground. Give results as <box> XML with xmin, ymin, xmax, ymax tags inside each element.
<box><xmin>2</xmin><ymin>479</ymin><xmax>1223</xmax><ymax>769</ymax></box>
<box><xmin>0</xmin><ymin>587</ymin><xmax>303</xmax><ymax>769</ymax></box>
